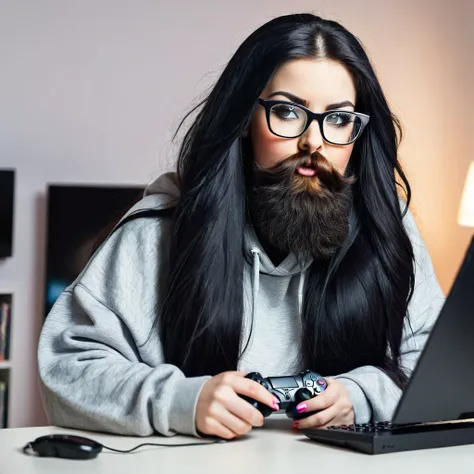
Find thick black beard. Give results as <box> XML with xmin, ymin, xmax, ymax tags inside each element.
<box><xmin>247</xmin><ymin>150</ymin><xmax>355</xmax><ymax>261</ymax></box>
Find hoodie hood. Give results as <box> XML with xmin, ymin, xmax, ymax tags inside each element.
<box><xmin>144</xmin><ymin>171</ymin><xmax>181</xmax><ymax>205</ymax></box>
<box><xmin>137</xmin><ymin>171</ymin><xmax>312</xmax><ymax>277</ymax></box>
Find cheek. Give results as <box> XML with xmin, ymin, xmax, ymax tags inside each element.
<box><xmin>329</xmin><ymin>145</ymin><xmax>354</xmax><ymax>174</ymax></box>
<box><xmin>250</xmin><ymin>111</ymin><xmax>297</xmax><ymax>168</ymax></box>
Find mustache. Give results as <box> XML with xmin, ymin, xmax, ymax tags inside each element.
<box><xmin>252</xmin><ymin>150</ymin><xmax>355</xmax><ymax>193</ymax></box>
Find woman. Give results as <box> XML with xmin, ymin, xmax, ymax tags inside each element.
<box><xmin>38</xmin><ymin>13</ymin><xmax>445</xmax><ymax>440</ymax></box>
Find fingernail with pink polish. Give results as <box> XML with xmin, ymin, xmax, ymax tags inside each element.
<box><xmin>296</xmin><ymin>402</ymin><xmax>307</xmax><ymax>413</ymax></box>
<box><xmin>292</xmin><ymin>422</ymin><xmax>299</xmax><ymax>430</ymax></box>
<box><xmin>272</xmin><ymin>397</ymin><xmax>280</xmax><ymax>410</ymax></box>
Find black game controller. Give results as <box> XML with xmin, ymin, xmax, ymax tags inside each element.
<box><xmin>241</xmin><ymin>370</ymin><xmax>327</xmax><ymax>420</ymax></box>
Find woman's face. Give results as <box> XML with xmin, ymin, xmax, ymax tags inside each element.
<box><xmin>249</xmin><ymin>58</ymin><xmax>357</xmax><ymax>175</ymax></box>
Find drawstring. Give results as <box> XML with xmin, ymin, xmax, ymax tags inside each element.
<box><xmin>297</xmin><ymin>271</ymin><xmax>304</xmax><ymax>314</ymax></box>
<box><xmin>239</xmin><ymin>247</ymin><xmax>261</xmax><ymax>357</ymax></box>
<box><xmin>251</xmin><ymin>247</ymin><xmax>261</xmax><ymax>325</ymax></box>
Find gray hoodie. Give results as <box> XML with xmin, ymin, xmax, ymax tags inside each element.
<box><xmin>37</xmin><ymin>172</ymin><xmax>445</xmax><ymax>437</ymax></box>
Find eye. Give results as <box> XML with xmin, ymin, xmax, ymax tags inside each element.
<box><xmin>271</xmin><ymin>104</ymin><xmax>302</xmax><ymax>120</ymax></box>
<box><xmin>325</xmin><ymin>112</ymin><xmax>353</xmax><ymax>127</ymax></box>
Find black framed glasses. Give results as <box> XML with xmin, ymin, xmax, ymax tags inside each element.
<box><xmin>258</xmin><ymin>98</ymin><xmax>370</xmax><ymax>145</ymax></box>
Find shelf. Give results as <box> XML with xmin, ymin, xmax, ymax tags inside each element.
<box><xmin>0</xmin><ymin>361</ymin><xmax>11</xmax><ymax>370</ymax></box>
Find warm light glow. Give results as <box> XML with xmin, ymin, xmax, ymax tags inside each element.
<box><xmin>458</xmin><ymin>162</ymin><xmax>474</xmax><ymax>227</ymax></box>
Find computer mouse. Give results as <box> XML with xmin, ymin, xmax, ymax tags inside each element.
<box><xmin>23</xmin><ymin>434</ymin><xmax>103</xmax><ymax>460</ymax></box>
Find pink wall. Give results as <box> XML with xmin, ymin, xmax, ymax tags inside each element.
<box><xmin>0</xmin><ymin>0</ymin><xmax>472</xmax><ymax>427</ymax></box>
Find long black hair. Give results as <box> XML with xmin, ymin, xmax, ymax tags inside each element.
<box><xmin>159</xmin><ymin>13</ymin><xmax>414</xmax><ymax>387</ymax></box>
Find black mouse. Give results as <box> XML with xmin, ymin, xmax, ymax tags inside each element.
<box><xmin>23</xmin><ymin>434</ymin><xmax>103</xmax><ymax>460</ymax></box>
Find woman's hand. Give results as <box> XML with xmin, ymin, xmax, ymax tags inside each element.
<box><xmin>196</xmin><ymin>371</ymin><xmax>279</xmax><ymax>439</ymax></box>
<box><xmin>293</xmin><ymin>378</ymin><xmax>354</xmax><ymax>430</ymax></box>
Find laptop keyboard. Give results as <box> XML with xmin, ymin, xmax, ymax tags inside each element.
<box><xmin>327</xmin><ymin>421</ymin><xmax>414</xmax><ymax>433</ymax></box>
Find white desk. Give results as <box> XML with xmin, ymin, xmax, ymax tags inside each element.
<box><xmin>1</xmin><ymin>418</ymin><xmax>474</xmax><ymax>474</ymax></box>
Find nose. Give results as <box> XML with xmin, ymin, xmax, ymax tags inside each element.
<box><xmin>297</xmin><ymin>119</ymin><xmax>324</xmax><ymax>154</ymax></box>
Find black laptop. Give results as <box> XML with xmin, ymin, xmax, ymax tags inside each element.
<box><xmin>302</xmin><ymin>236</ymin><xmax>474</xmax><ymax>454</ymax></box>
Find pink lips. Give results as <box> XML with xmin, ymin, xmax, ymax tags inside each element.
<box><xmin>296</xmin><ymin>166</ymin><xmax>316</xmax><ymax>177</ymax></box>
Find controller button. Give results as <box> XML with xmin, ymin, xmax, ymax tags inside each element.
<box><xmin>310</xmin><ymin>373</ymin><xmax>316</xmax><ymax>380</ymax></box>
<box><xmin>315</xmin><ymin>387</ymin><xmax>320</xmax><ymax>393</ymax></box>
<box><xmin>305</xmin><ymin>380</ymin><xmax>314</xmax><ymax>387</ymax></box>
<box><xmin>317</xmin><ymin>379</ymin><xmax>326</xmax><ymax>386</ymax></box>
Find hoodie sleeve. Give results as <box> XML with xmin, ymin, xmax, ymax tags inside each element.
<box><xmin>332</xmin><ymin>207</ymin><xmax>445</xmax><ymax>423</ymax></box>
<box><xmin>38</xmin><ymin>213</ymin><xmax>211</xmax><ymax>437</ymax></box>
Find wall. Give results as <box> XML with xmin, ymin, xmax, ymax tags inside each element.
<box><xmin>0</xmin><ymin>0</ymin><xmax>472</xmax><ymax>427</ymax></box>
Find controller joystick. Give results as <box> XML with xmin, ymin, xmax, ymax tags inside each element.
<box><xmin>290</xmin><ymin>387</ymin><xmax>316</xmax><ymax>420</ymax></box>
<box><xmin>294</xmin><ymin>387</ymin><xmax>313</xmax><ymax>403</ymax></box>
<box><xmin>240</xmin><ymin>370</ymin><xmax>327</xmax><ymax>420</ymax></box>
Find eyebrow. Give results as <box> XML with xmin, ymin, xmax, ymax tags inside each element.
<box><xmin>267</xmin><ymin>91</ymin><xmax>355</xmax><ymax>111</ymax></box>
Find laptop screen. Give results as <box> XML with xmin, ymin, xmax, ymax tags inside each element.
<box><xmin>393</xmin><ymin>237</ymin><xmax>474</xmax><ymax>424</ymax></box>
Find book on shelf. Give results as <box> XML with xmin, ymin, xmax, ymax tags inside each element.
<box><xmin>0</xmin><ymin>380</ymin><xmax>6</xmax><ymax>428</ymax></box>
<box><xmin>0</xmin><ymin>302</ymin><xmax>10</xmax><ymax>361</ymax></box>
